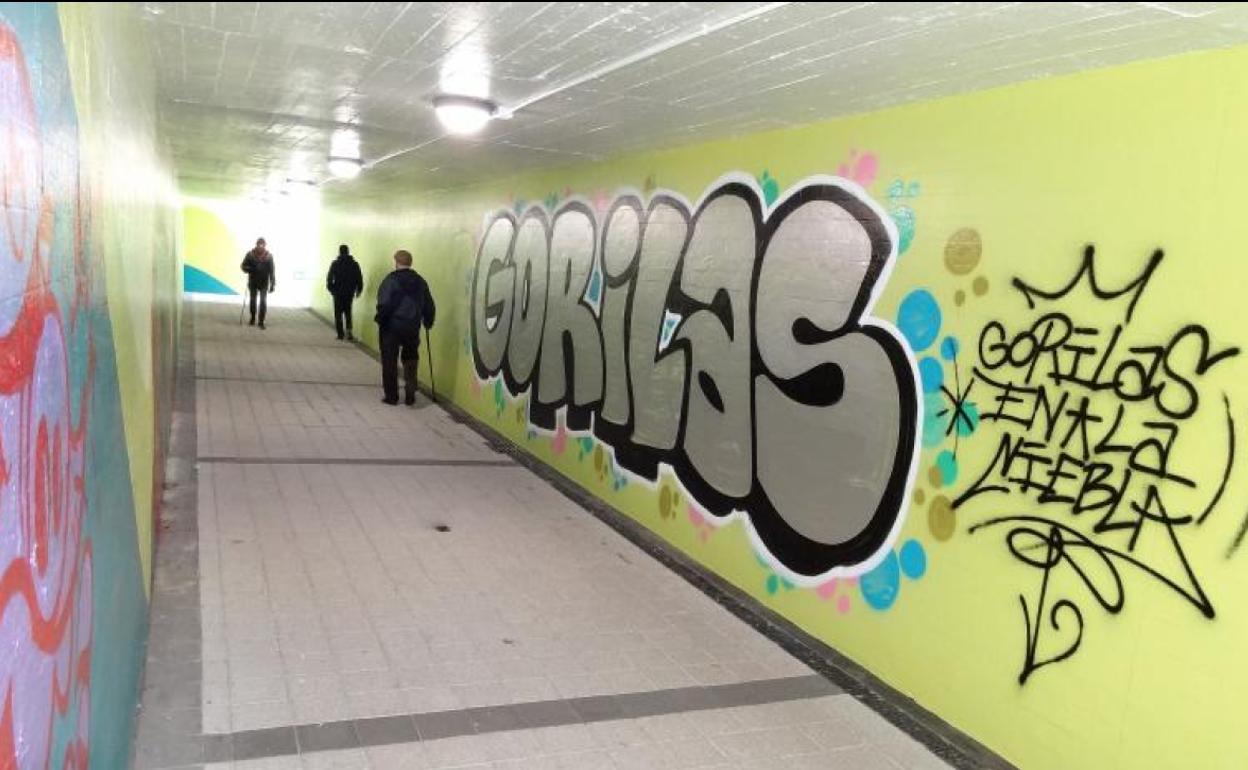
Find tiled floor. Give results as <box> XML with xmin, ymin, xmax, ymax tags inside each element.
<box><xmin>131</xmin><ymin>301</ymin><xmax>955</xmax><ymax>770</ymax></box>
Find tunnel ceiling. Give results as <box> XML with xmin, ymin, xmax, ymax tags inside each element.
<box><xmin>139</xmin><ymin>1</ymin><xmax>1248</xmax><ymax>198</ymax></box>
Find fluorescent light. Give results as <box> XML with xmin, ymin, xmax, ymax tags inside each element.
<box><xmin>330</xmin><ymin>128</ymin><xmax>360</xmax><ymax>159</ymax></box>
<box><xmin>327</xmin><ymin>157</ymin><xmax>362</xmax><ymax>180</ymax></box>
<box><xmin>284</xmin><ymin>179</ymin><xmax>318</xmax><ymax>197</ymax></box>
<box><xmin>433</xmin><ymin>95</ymin><xmax>497</xmax><ymax>135</ymax></box>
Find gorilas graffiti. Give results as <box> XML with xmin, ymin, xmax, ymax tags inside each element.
<box><xmin>471</xmin><ymin>176</ymin><xmax>919</xmax><ymax>578</ymax></box>
<box><xmin>956</xmin><ymin>246</ymin><xmax>1239</xmax><ymax>684</ymax></box>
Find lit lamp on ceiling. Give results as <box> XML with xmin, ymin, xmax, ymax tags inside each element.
<box><xmin>433</xmin><ymin>94</ymin><xmax>499</xmax><ymax>135</ymax></box>
<box><xmin>284</xmin><ymin>177</ymin><xmax>317</xmax><ymax>196</ymax></box>
<box><xmin>327</xmin><ymin>156</ymin><xmax>363</xmax><ymax>180</ymax></box>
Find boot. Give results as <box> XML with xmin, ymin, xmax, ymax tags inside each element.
<box><xmin>402</xmin><ymin>361</ymin><xmax>418</xmax><ymax>406</ymax></box>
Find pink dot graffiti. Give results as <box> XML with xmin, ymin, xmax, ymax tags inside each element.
<box><xmin>0</xmin><ymin>23</ymin><xmax>95</xmax><ymax>769</ymax></box>
<box><xmin>816</xmin><ymin>579</ymin><xmax>838</xmax><ymax>600</ymax></box>
<box><xmin>550</xmin><ymin>417</ymin><xmax>568</xmax><ymax>455</ymax></box>
<box><xmin>816</xmin><ymin>576</ymin><xmax>857</xmax><ymax>615</ymax></box>
<box><xmin>686</xmin><ymin>504</ymin><xmax>715</xmax><ymax>542</ymax></box>
<box><xmin>837</xmin><ymin>150</ymin><xmax>879</xmax><ymax>188</ymax></box>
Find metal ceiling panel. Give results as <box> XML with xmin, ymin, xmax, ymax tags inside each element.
<box><xmin>134</xmin><ymin>1</ymin><xmax>1248</xmax><ymax>197</ymax></box>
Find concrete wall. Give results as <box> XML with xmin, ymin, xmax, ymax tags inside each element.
<box><xmin>315</xmin><ymin>44</ymin><xmax>1248</xmax><ymax>770</ymax></box>
<box><xmin>0</xmin><ymin>4</ymin><xmax>180</xmax><ymax>767</ymax></box>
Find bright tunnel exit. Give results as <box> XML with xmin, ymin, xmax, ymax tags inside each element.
<box><xmin>182</xmin><ymin>191</ymin><xmax>322</xmax><ymax>309</ymax></box>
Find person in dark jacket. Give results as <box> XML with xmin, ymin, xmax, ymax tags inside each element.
<box><xmin>375</xmin><ymin>249</ymin><xmax>436</xmax><ymax>406</ymax></box>
<box><xmin>325</xmin><ymin>244</ymin><xmax>364</xmax><ymax>340</ymax></box>
<box><xmin>240</xmin><ymin>238</ymin><xmax>276</xmax><ymax>329</ymax></box>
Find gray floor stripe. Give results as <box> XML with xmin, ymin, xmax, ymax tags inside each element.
<box><xmin>198</xmin><ymin>456</ymin><xmax>516</xmax><ymax>467</ymax></box>
<box><xmin>191</xmin><ymin>675</ymin><xmax>840</xmax><ymax>763</ymax></box>
<box><xmin>195</xmin><ymin>375</ymin><xmax>377</xmax><ymax>387</ymax></box>
<box><xmin>195</xmin><ymin>337</ymin><xmax>353</xmax><ymax>349</ymax></box>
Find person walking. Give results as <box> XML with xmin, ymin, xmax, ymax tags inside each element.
<box><xmin>240</xmin><ymin>237</ymin><xmax>276</xmax><ymax>329</ymax></box>
<box><xmin>325</xmin><ymin>244</ymin><xmax>364</xmax><ymax>340</ymax></box>
<box><xmin>375</xmin><ymin>249</ymin><xmax>435</xmax><ymax>406</ymax></box>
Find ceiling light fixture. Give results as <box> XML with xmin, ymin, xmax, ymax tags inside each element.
<box><xmin>283</xmin><ymin>178</ymin><xmax>318</xmax><ymax>197</ymax></box>
<box><xmin>433</xmin><ymin>94</ymin><xmax>498</xmax><ymax>135</ymax></box>
<box><xmin>327</xmin><ymin>156</ymin><xmax>363</xmax><ymax>180</ymax></box>
<box><xmin>370</xmin><ymin>3</ymin><xmax>787</xmax><ymax>171</ymax></box>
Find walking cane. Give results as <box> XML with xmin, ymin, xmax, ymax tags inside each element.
<box><xmin>425</xmin><ymin>326</ymin><xmax>436</xmax><ymax>403</ymax></box>
<box><xmin>239</xmin><ymin>291</ymin><xmax>246</xmax><ymax>325</ymax></box>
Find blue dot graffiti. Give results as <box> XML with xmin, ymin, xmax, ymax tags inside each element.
<box><xmin>860</xmin><ymin>550</ymin><xmax>901</xmax><ymax>611</ymax></box>
<box><xmin>897</xmin><ymin>289</ymin><xmax>941</xmax><ymax>352</ymax></box>
<box><xmin>919</xmin><ymin>356</ymin><xmax>943</xmax><ymax>394</ymax></box>
<box><xmin>940</xmin><ymin>335</ymin><xmax>960</xmax><ymax>362</ymax></box>
<box><xmin>936</xmin><ymin>450</ymin><xmax>958</xmax><ymax>486</ymax></box>
<box><xmin>891</xmin><ymin>206</ymin><xmax>916</xmax><ymax>254</ymax></box>
<box><xmin>899</xmin><ymin>539</ymin><xmax>927</xmax><ymax>580</ymax></box>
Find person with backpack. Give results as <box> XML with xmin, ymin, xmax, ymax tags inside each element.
<box><xmin>325</xmin><ymin>244</ymin><xmax>364</xmax><ymax>340</ymax></box>
<box><xmin>374</xmin><ymin>249</ymin><xmax>435</xmax><ymax>406</ymax></box>
<box><xmin>240</xmin><ymin>237</ymin><xmax>276</xmax><ymax>329</ymax></box>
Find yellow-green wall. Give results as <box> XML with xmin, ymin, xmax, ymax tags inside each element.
<box><xmin>61</xmin><ymin>2</ymin><xmax>181</xmax><ymax>591</ymax></box>
<box><xmin>318</xmin><ymin>44</ymin><xmax>1248</xmax><ymax>770</ymax></box>
<box><xmin>184</xmin><ymin>201</ymin><xmax>248</xmax><ymax>295</ymax></box>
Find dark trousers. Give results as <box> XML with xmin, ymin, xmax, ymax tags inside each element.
<box><xmin>332</xmin><ymin>294</ymin><xmax>354</xmax><ymax>338</ymax></box>
<box><xmin>380</xmin><ymin>326</ymin><xmax>420</xmax><ymax>401</ymax></box>
<box><xmin>248</xmin><ymin>288</ymin><xmax>268</xmax><ymax>324</ymax></box>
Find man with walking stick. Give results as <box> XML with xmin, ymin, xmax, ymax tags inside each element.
<box><xmin>240</xmin><ymin>237</ymin><xmax>276</xmax><ymax>329</ymax></box>
<box><xmin>375</xmin><ymin>249</ymin><xmax>436</xmax><ymax>406</ymax></box>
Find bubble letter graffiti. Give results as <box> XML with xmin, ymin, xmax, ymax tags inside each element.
<box><xmin>470</xmin><ymin>176</ymin><xmax>919</xmax><ymax>579</ymax></box>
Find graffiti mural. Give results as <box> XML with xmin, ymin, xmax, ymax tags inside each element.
<box><xmin>955</xmin><ymin>246</ymin><xmax>1238</xmax><ymax>684</ymax></box>
<box><xmin>471</xmin><ymin>175</ymin><xmax>920</xmax><ymax>579</ymax></box>
<box><xmin>323</xmin><ymin>37</ymin><xmax>1248</xmax><ymax>769</ymax></box>
<box><xmin>0</xmin><ymin>5</ymin><xmax>172</xmax><ymax>767</ymax></box>
<box><xmin>0</xmin><ymin>17</ymin><xmax>94</xmax><ymax>768</ymax></box>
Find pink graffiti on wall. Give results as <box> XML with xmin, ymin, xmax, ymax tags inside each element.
<box><xmin>0</xmin><ymin>23</ymin><xmax>94</xmax><ymax>770</ymax></box>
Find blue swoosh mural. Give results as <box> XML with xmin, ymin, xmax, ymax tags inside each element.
<box><xmin>183</xmin><ymin>264</ymin><xmax>236</xmax><ymax>295</ymax></box>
